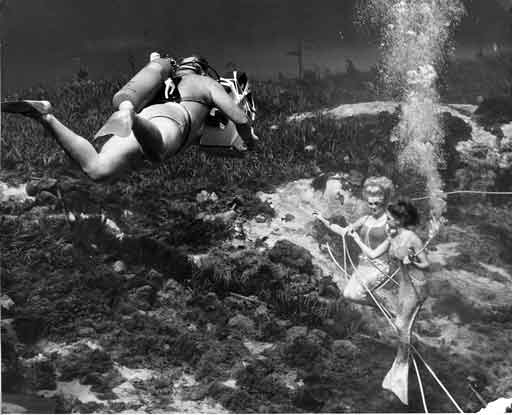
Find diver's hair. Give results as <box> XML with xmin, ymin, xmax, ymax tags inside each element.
<box><xmin>177</xmin><ymin>55</ymin><xmax>209</xmax><ymax>75</ymax></box>
<box><xmin>311</xmin><ymin>173</ymin><xmax>331</xmax><ymax>193</ymax></box>
<box><xmin>362</xmin><ymin>176</ymin><xmax>394</xmax><ymax>203</ymax></box>
<box><xmin>387</xmin><ymin>199</ymin><xmax>420</xmax><ymax>227</ymax></box>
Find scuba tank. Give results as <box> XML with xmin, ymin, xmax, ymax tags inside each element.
<box><xmin>112</xmin><ymin>52</ymin><xmax>173</xmax><ymax>112</ymax></box>
<box><xmin>94</xmin><ymin>52</ymin><xmax>173</xmax><ymax>138</ymax></box>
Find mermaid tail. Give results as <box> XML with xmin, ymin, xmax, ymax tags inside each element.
<box><xmin>382</xmin><ymin>304</ymin><xmax>422</xmax><ymax>405</ymax></box>
<box><xmin>383</xmin><ymin>342</ymin><xmax>410</xmax><ymax>404</ymax></box>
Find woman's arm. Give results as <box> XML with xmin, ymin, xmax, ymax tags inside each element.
<box><xmin>350</xmin><ymin>231</ymin><xmax>390</xmax><ymax>259</ymax></box>
<box><xmin>402</xmin><ymin>233</ymin><xmax>430</xmax><ymax>269</ymax></box>
<box><xmin>345</xmin><ymin>215</ymin><xmax>368</xmax><ymax>234</ymax></box>
<box><xmin>313</xmin><ymin>213</ymin><xmax>367</xmax><ymax>237</ymax></box>
<box><xmin>313</xmin><ymin>212</ymin><xmax>347</xmax><ymax>236</ymax></box>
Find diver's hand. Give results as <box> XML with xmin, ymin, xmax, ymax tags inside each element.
<box><xmin>248</xmin><ymin>131</ymin><xmax>259</xmax><ymax>150</ymax></box>
<box><xmin>241</xmin><ymin>128</ymin><xmax>259</xmax><ymax>151</ymax></box>
<box><xmin>402</xmin><ymin>255</ymin><xmax>412</xmax><ymax>265</ymax></box>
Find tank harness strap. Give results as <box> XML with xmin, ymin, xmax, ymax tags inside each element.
<box><xmin>179</xmin><ymin>97</ymin><xmax>211</xmax><ymax>107</ymax></box>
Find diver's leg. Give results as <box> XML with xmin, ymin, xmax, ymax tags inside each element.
<box><xmin>3</xmin><ymin>100</ymin><xmax>143</xmax><ymax>181</ymax></box>
<box><xmin>131</xmin><ymin>115</ymin><xmax>183</xmax><ymax>162</ymax></box>
<box><xmin>43</xmin><ymin>114</ymin><xmax>143</xmax><ymax>181</ymax></box>
<box><xmin>42</xmin><ymin>114</ymin><xmax>102</xmax><ymax>172</ymax></box>
<box><xmin>90</xmin><ymin>133</ymin><xmax>144</xmax><ymax>181</ymax></box>
<box><xmin>128</xmin><ymin>102</ymin><xmax>189</xmax><ymax>162</ymax></box>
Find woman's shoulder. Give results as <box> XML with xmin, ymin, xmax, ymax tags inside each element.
<box><xmin>353</xmin><ymin>214</ymin><xmax>370</xmax><ymax>227</ymax></box>
<box><xmin>402</xmin><ymin>229</ymin><xmax>423</xmax><ymax>246</ymax></box>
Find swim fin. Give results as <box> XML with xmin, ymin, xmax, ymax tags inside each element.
<box><xmin>1</xmin><ymin>100</ymin><xmax>52</xmax><ymax>119</ymax></box>
<box><xmin>94</xmin><ymin>109</ymin><xmax>133</xmax><ymax>139</ymax></box>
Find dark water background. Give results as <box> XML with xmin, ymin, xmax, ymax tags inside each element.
<box><xmin>1</xmin><ymin>0</ymin><xmax>511</xmax><ymax>93</ymax></box>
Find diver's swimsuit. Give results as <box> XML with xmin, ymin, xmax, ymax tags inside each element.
<box><xmin>180</xmin><ymin>97</ymin><xmax>211</xmax><ymax>106</ymax></box>
<box><xmin>140</xmin><ymin>92</ymin><xmax>212</xmax><ymax>154</ymax></box>
<box><xmin>137</xmin><ymin>102</ymin><xmax>191</xmax><ymax>153</ymax></box>
<box><xmin>146</xmin><ymin>77</ymin><xmax>247</xmax><ymax>155</ymax></box>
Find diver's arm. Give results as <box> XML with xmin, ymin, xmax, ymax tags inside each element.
<box><xmin>351</xmin><ymin>231</ymin><xmax>390</xmax><ymax>259</ymax></box>
<box><xmin>208</xmin><ymin>80</ymin><xmax>257</xmax><ymax>148</ymax></box>
<box><xmin>209</xmin><ymin>79</ymin><xmax>250</xmax><ymax>124</ymax></box>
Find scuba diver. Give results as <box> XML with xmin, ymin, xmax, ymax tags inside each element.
<box><xmin>2</xmin><ymin>54</ymin><xmax>259</xmax><ymax>182</ymax></box>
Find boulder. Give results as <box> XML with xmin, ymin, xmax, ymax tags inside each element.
<box><xmin>268</xmin><ymin>240</ymin><xmax>314</xmax><ymax>274</ymax></box>
<box><xmin>146</xmin><ymin>268</ymin><xmax>165</xmax><ymax>287</ymax></box>
<box><xmin>2</xmin><ymin>402</ymin><xmax>27</xmax><ymax>413</ymax></box>
<box><xmin>332</xmin><ymin>339</ymin><xmax>359</xmax><ymax>357</ymax></box>
<box><xmin>228</xmin><ymin>314</ymin><xmax>256</xmax><ymax>334</ymax></box>
<box><xmin>36</xmin><ymin>191</ymin><xmax>58</xmax><ymax>205</ymax></box>
<box><xmin>128</xmin><ymin>285</ymin><xmax>155</xmax><ymax>311</ymax></box>
<box><xmin>25</xmin><ymin>178</ymin><xmax>57</xmax><ymax>197</ymax></box>
<box><xmin>112</xmin><ymin>260</ymin><xmax>127</xmax><ymax>273</ymax></box>
<box><xmin>474</xmin><ymin>96</ymin><xmax>512</xmax><ymax>126</ymax></box>
<box><xmin>286</xmin><ymin>326</ymin><xmax>308</xmax><ymax>343</ymax></box>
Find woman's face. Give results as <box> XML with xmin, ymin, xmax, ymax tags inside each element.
<box><xmin>367</xmin><ymin>195</ymin><xmax>385</xmax><ymax>217</ymax></box>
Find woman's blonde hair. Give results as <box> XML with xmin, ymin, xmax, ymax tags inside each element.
<box><xmin>362</xmin><ymin>176</ymin><xmax>394</xmax><ymax>203</ymax></box>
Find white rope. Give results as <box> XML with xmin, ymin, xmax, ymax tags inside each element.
<box><xmin>412</xmin><ymin>354</ymin><xmax>429</xmax><ymax>413</ymax></box>
<box><xmin>326</xmin><ymin>242</ymin><xmax>350</xmax><ymax>279</ymax></box>
<box><xmin>409</xmin><ymin>345</ymin><xmax>464</xmax><ymax>414</ymax></box>
<box><xmin>342</xmin><ymin>233</ymin><xmax>347</xmax><ymax>277</ymax></box>
<box><xmin>414</xmin><ymin>235</ymin><xmax>435</xmax><ymax>257</ymax></box>
<box><xmin>330</xmin><ymin>239</ymin><xmax>465</xmax><ymax>413</ymax></box>
<box><xmin>327</xmin><ymin>238</ymin><xmax>398</xmax><ymax>288</ymax></box>
<box><xmin>412</xmin><ymin>190</ymin><xmax>512</xmax><ymax>201</ymax></box>
<box><xmin>370</xmin><ymin>260</ymin><xmax>400</xmax><ymax>288</ymax></box>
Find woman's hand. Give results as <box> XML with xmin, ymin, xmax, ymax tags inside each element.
<box><xmin>313</xmin><ymin>212</ymin><xmax>327</xmax><ymax>222</ymax></box>
<box><xmin>349</xmin><ymin>229</ymin><xmax>361</xmax><ymax>243</ymax></box>
<box><xmin>403</xmin><ymin>248</ymin><xmax>419</xmax><ymax>265</ymax></box>
<box><xmin>313</xmin><ymin>212</ymin><xmax>328</xmax><ymax>225</ymax></box>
